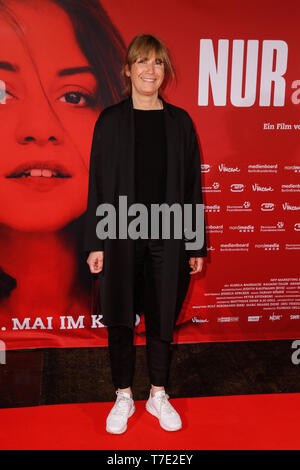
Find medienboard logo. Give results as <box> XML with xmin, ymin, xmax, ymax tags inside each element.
<box><xmin>248</xmin><ymin>164</ymin><xmax>278</xmax><ymax>173</ymax></box>
<box><xmin>281</xmin><ymin>184</ymin><xmax>300</xmax><ymax>192</ymax></box>
<box><xmin>254</xmin><ymin>243</ymin><xmax>280</xmax><ymax>250</ymax></box>
<box><xmin>206</xmin><ymin>225</ymin><xmax>223</xmax><ymax>233</ymax></box>
<box><xmin>231</xmin><ymin>183</ymin><xmax>244</xmax><ymax>192</ymax></box>
<box><xmin>261</xmin><ymin>202</ymin><xmax>275</xmax><ymax>211</ymax></box>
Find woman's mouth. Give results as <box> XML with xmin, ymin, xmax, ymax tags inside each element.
<box><xmin>5</xmin><ymin>160</ymin><xmax>72</xmax><ymax>192</ymax></box>
<box><xmin>141</xmin><ymin>77</ymin><xmax>156</xmax><ymax>82</ymax></box>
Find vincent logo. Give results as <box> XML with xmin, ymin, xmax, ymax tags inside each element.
<box><xmin>252</xmin><ymin>183</ymin><xmax>274</xmax><ymax>192</ymax></box>
<box><xmin>218</xmin><ymin>163</ymin><xmax>240</xmax><ymax>172</ymax></box>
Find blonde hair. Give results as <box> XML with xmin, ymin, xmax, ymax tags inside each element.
<box><xmin>121</xmin><ymin>34</ymin><xmax>175</xmax><ymax>96</ymax></box>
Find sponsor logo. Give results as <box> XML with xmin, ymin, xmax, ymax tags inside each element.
<box><xmin>206</xmin><ymin>224</ymin><xmax>223</xmax><ymax>233</ymax></box>
<box><xmin>282</xmin><ymin>202</ymin><xmax>300</xmax><ymax>211</ymax></box>
<box><xmin>269</xmin><ymin>314</ymin><xmax>282</xmax><ymax>321</ymax></box>
<box><xmin>281</xmin><ymin>184</ymin><xmax>300</xmax><ymax>192</ymax></box>
<box><xmin>205</xmin><ymin>204</ymin><xmax>220</xmax><ymax>212</ymax></box>
<box><xmin>248</xmin><ymin>315</ymin><xmax>262</xmax><ymax>322</ymax></box>
<box><xmin>284</xmin><ymin>165</ymin><xmax>300</xmax><ymax>173</ymax></box>
<box><xmin>248</xmin><ymin>164</ymin><xmax>278</xmax><ymax>173</ymax></box>
<box><xmin>255</xmin><ymin>243</ymin><xmax>280</xmax><ymax>250</ymax></box>
<box><xmin>285</xmin><ymin>244</ymin><xmax>300</xmax><ymax>250</ymax></box>
<box><xmin>217</xmin><ymin>316</ymin><xmax>239</xmax><ymax>322</ymax></box>
<box><xmin>229</xmin><ymin>224</ymin><xmax>254</xmax><ymax>232</ymax></box>
<box><xmin>201</xmin><ymin>163</ymin><xmax>211</xmax><ymax>173</ymax></box>
<box><xmin>220</xmin><ymin>243</ymin><xmax>249</xmax><ymax>251</ymax></box>
<box><xmin>261</xmin><ymin>202</ymin><xmax>275</xmax><ymax>211</ymax></box>
<box><xmin>203</xmin><ymin>182</ymin><xmax>221</xmax><ymax>192</ymax></box>
<box><xmin>192</xmin><ymin>317</ymin><xmax>209</xmax><ymax>323</ymax></box>
<box><xmin>218</xmin><ymin>163</ymin><xmax>240</xmax><ymax>172</ymax></box>
<box><xmin>260</xmin><ymin>221</ymin><xmax>285</xmax><ymax>232</ymax></box>
<box><xmin>227</xmin><ymin>201</ymin><xmax>252</xmax><ymax>212</ymax></box>
<box><xmin>231</xmin><ymin>183</ymin><xmax>245</xmax><ymax>192</ymax></box>
<box><xmin>252</xmin><ymin>183</ymin><xmax>274</xmax><ymax>192</ymax></box>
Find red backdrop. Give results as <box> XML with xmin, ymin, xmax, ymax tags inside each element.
<box><xmin>0</xmin><ymin>0</ymin><xmax>299</xmax><ymax>350</ymax></box>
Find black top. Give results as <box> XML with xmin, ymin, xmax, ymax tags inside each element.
<box><xmin>134</xmin><ymin>108</ymin><xmax>167</xmax><ymax>237</ymax></box>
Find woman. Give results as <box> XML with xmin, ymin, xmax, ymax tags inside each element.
<box><xmin>0</xmin><ymin>0</ymin><xmax>125</xmax><ymax>346</ymax></box>
<box><xmin>84</xmin><ymin>34</ymin><xmax>207</xmax><ymax>434</ymax></box>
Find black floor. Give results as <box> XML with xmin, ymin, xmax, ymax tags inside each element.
<box><xmin>0</xmin><ymin>340</ymin><xmax>300</xmax><ymax>408</ymax></box>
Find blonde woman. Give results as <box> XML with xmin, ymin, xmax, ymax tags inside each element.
<box><xmin>84</xmin><ymin>34</ymin><xmax>207</xmax><ymax>434</ymax></box>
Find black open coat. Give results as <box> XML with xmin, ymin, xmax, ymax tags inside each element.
<box><xmin>83</xmin><ymin>96</ymin><xmax>207</xmax><ymax>342</ymax></box>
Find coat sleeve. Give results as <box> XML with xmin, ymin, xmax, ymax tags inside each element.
<box><xmin>184</xmin><ymin>117</ymin><xmax>207</xmax><ymax>258</ymax></box>
<box><xmin>83</xmin><ymin>116</ymin><xmax>104</xmax><ymax>254</ymax></box>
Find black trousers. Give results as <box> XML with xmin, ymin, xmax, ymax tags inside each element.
<box><xmin>107</xmin><ymin>238</ymin><xmax>172</xmax><ymax>389</ymax></box>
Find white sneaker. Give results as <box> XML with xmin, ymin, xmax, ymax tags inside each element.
<box><xmin>106</xmin><ymin>391</ymin><xmax>135</xmax><ymax>434</ymax></box>
<box><xmin>146</xmin><ymin>390</ymin><xmax>182</xmax><ymax>431</ymax></box>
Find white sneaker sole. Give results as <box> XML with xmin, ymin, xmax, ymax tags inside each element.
<box><xmin>106</xmin><ymin>403</ymin><xmax>135</xmax><ymax>434</ymax></box>
<box><xmin>146</xmin><ymin>400</ymin><xmax>182</xmax><ymax>432</ymax></box>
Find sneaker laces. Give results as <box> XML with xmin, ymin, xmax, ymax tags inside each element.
<box><xmin>112</xmin><ymin>392</ymin><xmax>132</xmax><ymax>416</ymax></box>
<box><xmin>155</xmin><ymin>393</ymin><xmax>177</xmax><ymax>415</ymax></box>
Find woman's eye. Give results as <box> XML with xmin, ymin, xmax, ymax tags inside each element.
<box><xmin>59</xmin><ymin>91</ymin><xmax>97</xmax><ymax>108</ymax></box>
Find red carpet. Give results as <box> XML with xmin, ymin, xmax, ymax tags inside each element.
<box><xmin>0</xmin><ymin>393</ymin><xmax>299</xmax><ymax>450</ymax></box>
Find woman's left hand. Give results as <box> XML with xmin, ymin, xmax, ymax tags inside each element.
<box><xmin>189</xmin><ymin>257</ymin><xmax>204</xmax><ymax>274</ymax></box>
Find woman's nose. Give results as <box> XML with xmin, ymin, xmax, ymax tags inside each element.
<box><xmin>145</xmin><ymin>62</ymin><xmax>155</xmax><ymax>73</ymax></box>
<box><xmin>16</xmin><ymin>107</ymin><xmax>65</xmax><ymax>145</ymax></box>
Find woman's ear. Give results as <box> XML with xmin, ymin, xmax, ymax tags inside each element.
<box><xmin>124</xmin><ymin>63</ymin><xmax>131</xmax><ymax>78</ymax></box>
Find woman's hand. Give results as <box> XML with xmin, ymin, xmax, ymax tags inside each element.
<box><xmin>189</xmin><ymin>257</ymin><xmax>204</xmax><ymax>275</ymax></box>
<box><xmin>87</xmin><ymin>251</ymin><xmax>104</xmax><ymax>273</ymax></box>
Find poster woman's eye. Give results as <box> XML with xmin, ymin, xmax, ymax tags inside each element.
<box><xmin>59</xmin><ymin>91</ymin><xmax>97</xmax><ymax>108</ymax></box>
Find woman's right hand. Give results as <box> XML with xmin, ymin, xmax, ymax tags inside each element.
<box><xmin>87</xmin><ymin>251</ymin><xmax>104</xmax><ymax>273</ymax></box>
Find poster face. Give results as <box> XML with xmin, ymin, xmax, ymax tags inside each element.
<box><xmin>0</xmin><ymin>0</ymin><xmax>299</xmax><ymax>350</ymax></box>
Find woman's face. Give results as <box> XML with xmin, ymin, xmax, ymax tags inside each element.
<box><xmin>0</xmin><ymin>0</ymin><xmax>101</xmax><ymax>231</ymax></box>
<box><xmin>126</xmin><ymin>50</ymin><xmax>165</xmax><ymax>99</ymax></box>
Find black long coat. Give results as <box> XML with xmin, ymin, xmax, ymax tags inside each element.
<box><xmin>83</xmin><ymin>96</ymin><xmax>207</xmax><ymax>342</ymax></box>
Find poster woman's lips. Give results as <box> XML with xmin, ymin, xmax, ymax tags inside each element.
<box><xmin>5</xmin><ymin>160</ymin><xmax>72</xmax><ymax>192</ymax></box>
<box><xmin>5</xmin><ymin>160</ymin><xmax>72</xmax><ymax>178</ymax></box>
